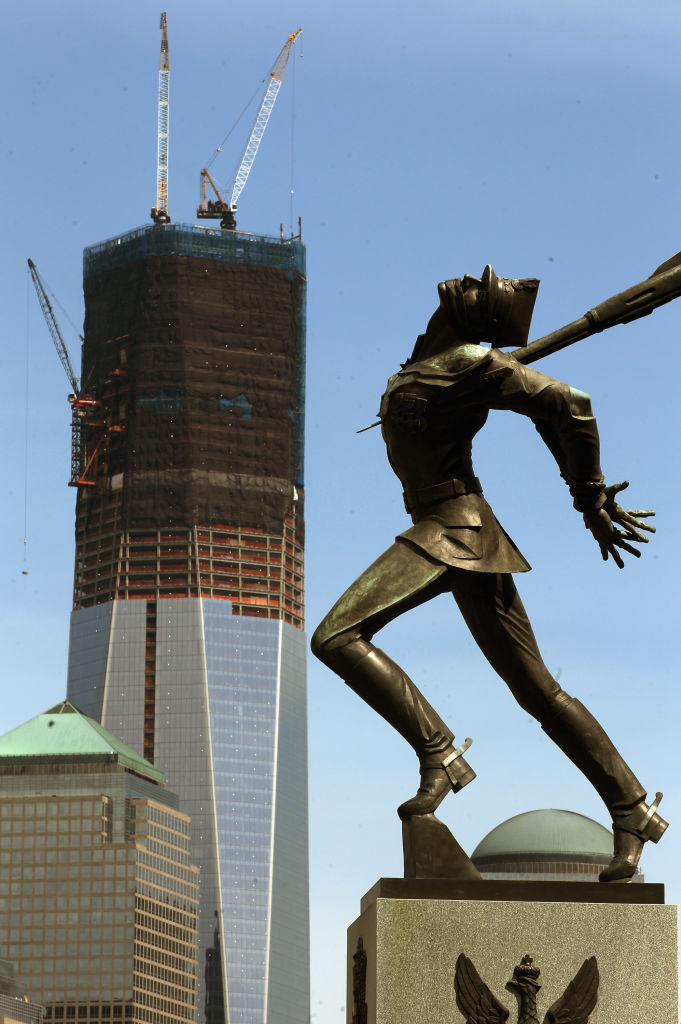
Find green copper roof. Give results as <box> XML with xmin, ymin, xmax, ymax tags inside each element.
<box><xmin>0</xmin><ymin>701</ymin><xmax>163</xmax><ymax>784</ymax></box>
<box><xmin>472</xmin><ymin>809</ymin><xmax>613</xmax><ymax>859</ymax></box>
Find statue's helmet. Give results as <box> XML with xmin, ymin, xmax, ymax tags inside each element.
<box><xmin>436</xmin><ymin>266</ymin><xmax>539</xmax><ymax>348</ymax></box>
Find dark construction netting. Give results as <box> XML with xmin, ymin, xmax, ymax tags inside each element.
<box><xmin>79</xmin><ymin>228</ymin><xmax>306</xmax><ymax>541</ymax></box>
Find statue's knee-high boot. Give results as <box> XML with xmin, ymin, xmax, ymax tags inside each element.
<box><xmin>320</xmin><ymin>636</ymin><xmax>475</xmax><ymax>818</ymax></box>
<box><xmin>541</xmin><ymin>695</ymin><xmax>667</xmax><ymax>881</ymax></box>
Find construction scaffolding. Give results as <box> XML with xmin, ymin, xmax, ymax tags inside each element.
<box><xmin>84</xmin><ymin>223</ymin><xmax>306</xmax><ymax>278</ymax></box>
<box><xmin>74</xmin><ymin>223</ymin><xmax>307</xmax><ymax>629</ymax></box>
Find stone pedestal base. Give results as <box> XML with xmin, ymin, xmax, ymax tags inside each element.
<box><xmin>347</xmin><ymin>880</ymin><xmax>678</xmax><ymax>1024</ymax></box>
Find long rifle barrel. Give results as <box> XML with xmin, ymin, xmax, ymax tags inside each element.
<box><xmin>513</xmin><ymin>250</ymin><xmax>681</xmax><ymax>366</ymax></box>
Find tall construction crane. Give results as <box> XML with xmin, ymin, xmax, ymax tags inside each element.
<box><xmin>150</xmin><ymin>11</ymin><xmax>170</xmax><ymax>224</ymax></box>
<box><xmin>27</xmin><ymin>259</ymin><xmax>120</xmax><ymax>489</ymax></box>
<box><xmin>197</xmin><ymin>28</ymin><xmax>302</xmax><ymax>229</ymax></box>
<box><xmin>27</xmin><ymin>260</ymin><xmax>81</xmax><ymax>398</ymax></box>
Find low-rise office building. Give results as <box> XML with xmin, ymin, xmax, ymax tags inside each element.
<box><xmin>0</xmin><ymin>702</ymin><xmax>199</xmax><ymax>1024</ymax></box>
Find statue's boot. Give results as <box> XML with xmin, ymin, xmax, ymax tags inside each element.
<box><xmin>599</xmin><ymin>794</ymin><xmax>668</xmax><ymax>882</ymax></box>
<box><xmin>541</xmin><ymin>696</ymin><xmax>667</xmax><ymax>881</ymax></box>
<box><xmin>397</xmin><ymin>736</ymin><xmax>476</xmax><ymax>821</ymax></box>
<box><xmin>323</xmin><ymin>637</ymin><xmax>475</xmax><ymax>818</ymax></box>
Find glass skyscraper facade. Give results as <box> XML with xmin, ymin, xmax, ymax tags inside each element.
<box><xmin>65</xmin><ymin>224</ymin><xmax>309</xmax><ymax>1024</ymax></box>
<box><xmin>67</xmin><ymin>600</ymin><xmax>308</xmax><ymax>1024</ymax></box>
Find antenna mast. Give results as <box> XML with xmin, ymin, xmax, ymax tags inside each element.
<box><xmin>151</xmin><ymin>12</ymin><xmax>171</xmax><ymax>224</ymax></box>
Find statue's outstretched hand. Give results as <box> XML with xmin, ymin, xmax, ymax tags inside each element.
<box><xmin>583</xmin><ymin>481</ymin><xmax>656</xmax><ymax>569</ymax></box>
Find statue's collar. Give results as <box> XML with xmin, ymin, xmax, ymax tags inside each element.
<box><xmin>388</xmin><ymin>347</ymin><xmax>493</xmax><ymax>391</ymax></box>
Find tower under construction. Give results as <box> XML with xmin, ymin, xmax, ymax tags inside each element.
<box><xmin>65</xmin><ymin>222</ymin><xmax>308</xmax><ymax>1024</ymax></box>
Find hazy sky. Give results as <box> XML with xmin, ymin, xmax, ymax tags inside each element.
<box><xmin>2</xmin><ymin>1</ymin><xmax>681</xmax><ymax>1020</ymax></box>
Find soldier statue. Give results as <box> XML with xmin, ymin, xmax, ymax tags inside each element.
<box><xmin>311</xmin><ymin>266</ymin><xmax>667</xmax><ymax>882</ymax></box>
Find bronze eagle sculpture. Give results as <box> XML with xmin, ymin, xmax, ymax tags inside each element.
<box><xmin>454</xmin><ymin>952</ymin><xmax>599</xmax><ymax>1024</ymax></box>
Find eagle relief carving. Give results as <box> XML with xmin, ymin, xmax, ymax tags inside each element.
<box><xmin>454</xmin><ymin>952</ymin><xmax>599</xmax><ymax>1024</ymax></box>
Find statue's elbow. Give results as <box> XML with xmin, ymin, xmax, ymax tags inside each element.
<box><xmin>310</xmin><ymin>624</ymin><xmax>327</xmax><ymax>663</ymax></box>
<box><xmin>568</xmin><ymin>386</ymin><xmax>595</xmax><ymax>419</ymax></box>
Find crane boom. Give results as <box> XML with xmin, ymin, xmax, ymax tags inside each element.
<box><xmin>151</xmin><ymin>12</ymin><xmax>170</xmax><ymax>224</ymax></box>
<box><xmin>27</xmin><ymin>259</ymin><xmax>80</xmax><ymax>394</ymax></box>
<box><xmin>230</xmin><ymin>28</ymin><xmax>301</xmax><ymax>210</ymax></box>
<box><xmin>27</xmin><ymin>259</ymin><xmax>126</xmax><ymax>490</ymax></box>
<box><xmin>197</xmin><ymin>28</ymin><xmax>301</xmax><ymax>228</ymax></box>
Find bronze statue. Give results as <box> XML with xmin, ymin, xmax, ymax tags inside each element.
<box><xmin>311</xmin><ymin>266</ymin><xmax>667</xmax><ymax>883</ymax></box>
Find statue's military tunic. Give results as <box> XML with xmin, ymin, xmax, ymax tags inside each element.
<box><xmin>316</xmin><ymin>344</ymin><xmax>605</xmax><ymax>647</ymax></box>
<box><xmin>385</xmin><ymin>345</ymin><xmax>603</xmax><ymax>568</ymax></box>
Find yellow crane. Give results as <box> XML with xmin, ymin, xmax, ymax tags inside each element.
<box><xmin>197</xmin><ymin>28</ymin><xmax>301</xmax><ymax>229</ymax></box>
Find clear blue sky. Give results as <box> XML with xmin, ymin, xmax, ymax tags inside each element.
<box><xmin>2</xmin><ymin>1</ymin><xmax>680</xmax><ymax>1020</ymax></box>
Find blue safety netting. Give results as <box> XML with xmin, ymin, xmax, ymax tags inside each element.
<box><xmin>83</xmin><ymin>223</ymin><xmax>306</xmax><ymax>280</ymax></box>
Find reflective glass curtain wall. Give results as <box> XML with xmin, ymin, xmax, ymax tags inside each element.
<box><xmin>67</xmin><ymin>599</ymin><xmax>309</xmax><ymax>1024</ymax></box>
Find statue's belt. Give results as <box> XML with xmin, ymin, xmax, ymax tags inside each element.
<box><xmin>403</xmin><ymin>475</ymin><xmax>482</xmax><ymax>513</ymax></box>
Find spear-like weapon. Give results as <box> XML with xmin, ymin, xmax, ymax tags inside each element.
<box><xmin>513</xmin><ymin>250</ymin><xmax>681</xmax><ymax>365</ymax></box>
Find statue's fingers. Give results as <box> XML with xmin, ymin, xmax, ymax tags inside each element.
<box><xmin>608</xmin><ymin>480</ymin><xmax>630</xmax><ymax>496</ymax></box>
<box><xmin>611</xmin><ymin>516</ymin><xmax>646</xmax><ymax>543</ymax></box>
<box><xmin>608</xmin><ymin>544</ymin><xmax>625</xmax><ymax>569</ymax></box>
<box><xmin>614</xmin><ymin>536</ymin><xmax>641</xmax><ymax>558</ymax></box>
<box><xmin>630</xmin><ymin>520</ymin><xmax>656</xmax><ymax>534</ymax></box>
<box><xmin>620</xmin><ymin>527</ymin><xmax>648</xmax><ymax>544</ymax></box>
<box><xmin>615</xmin><ymin>517</ymin><xmax>649</xmax><ymax>540</ymax></box>
<box><xmin>623</xmin><ymin>515</ymin><xmax>656</xmax><ymax>534</ymax></box>
<box><xmin>625</xmin><ymin>509</ymin><xmax>655</xmax><ymax>520</ymax></box>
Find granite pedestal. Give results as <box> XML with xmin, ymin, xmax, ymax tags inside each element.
<box><xmin>347</xmin><ymin>880</ymin><xmax>678</xmax><ymax>1024</ymax></box>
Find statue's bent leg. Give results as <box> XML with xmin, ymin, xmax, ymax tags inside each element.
<box><xmin>450</xmin><ymin>569</ymin><xmax>667</xmax><ymax>880</ymax></box>
<box><xmin>311</xmin><ymin>540</ymin><xmax>475</xmax><ymax>818</ymax></box>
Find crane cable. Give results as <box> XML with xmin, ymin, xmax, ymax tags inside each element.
<box><xmin>38</xmin><ymin>267</ymin><xmax>84</xmax><ymax>344</ymax></box>
<box><xmin>23</xmin><ymin>268</ymin><xmax>31</xmax><ymax>575</ymax></box>
<box><xmin>204</xmin><ymin>75</ymin><xmax>269</xmax><ymax>175</ymax></box>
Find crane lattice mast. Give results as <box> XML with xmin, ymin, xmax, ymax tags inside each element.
<box><xmin>151</xmin><ymin>11</ymin><xmax>170</xmax><ymax>224</ymax></box>
<box><xmin>197</xmin><ymin>28</ymin><xmax>301</xmax><ymax>229</ymax></box>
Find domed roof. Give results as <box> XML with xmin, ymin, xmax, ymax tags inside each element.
<box><xmin>472</xmin><ymin>809</ymin><xmax>612</xmax><ymax>859</ymax></box>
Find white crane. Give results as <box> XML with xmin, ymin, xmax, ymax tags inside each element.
<box><xmin>197</xmin><ymin>28</ymin><xmax>301</xmax><ymax>229</ymax></box>
<box><xmin>150</xmin><ymin>12</ymin><xmax>170</xmax><ymax>224</ymax></box>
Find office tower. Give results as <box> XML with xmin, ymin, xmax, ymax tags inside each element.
<box><xmin>0</xmin><ymin>701</ymin><xmax>199</xmax><ymax>1024</ymax></box>
<box><xmin>0</xmin><ymin>960</ymin><xmax>44</xmax><ymax>1024</ymax></box>
<box><xmin>65</xmin><ymin>224</ymin><xmax>309</xmax><ymax>1024</ymax></box>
